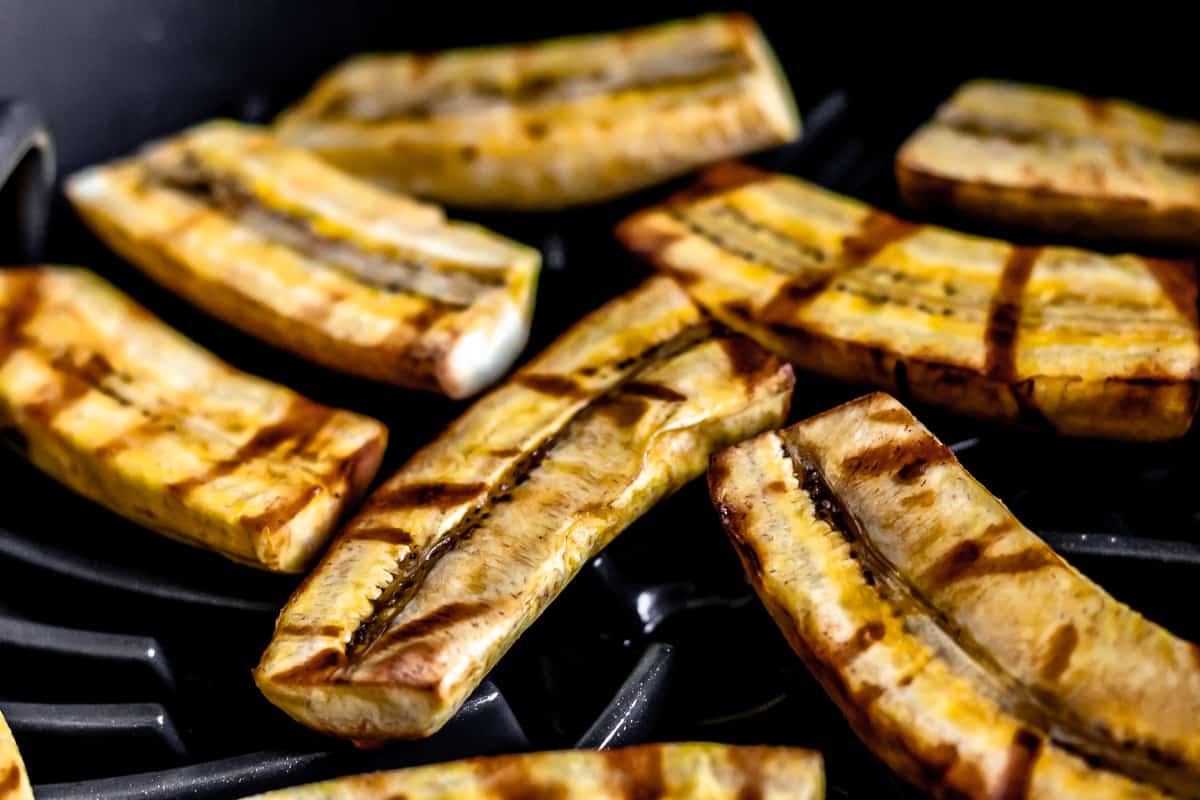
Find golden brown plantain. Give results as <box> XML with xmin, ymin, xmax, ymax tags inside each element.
<box><xmin>255</xmin><ymin>277</ymin><xmax>794</xmax><ymax>740</ymax></box>
<box><xmin>66</xmin><ymin>121</ymin><xmax>540</xmax><ymax>398</ymax></box>
<box><xmin>618</xmin><ymin>162</ymin><xmax>1200</xmax><ymax>440</ymax></box>
<box><xmin>709</xmin><ymin>392</ymin><xmax>1200</xmax><ymax>799</ymax></box>
<box><xmin>0</xmin><ymin>266</ymin><xmax>387</xmax><ymax>572</ymax></box>
<box><xmin>0</xmin><ymin>711</ymin><xmax>32</xmax><ymax>800</ymax></box>
<box><xmin>896</xmin><ymin>80</ymin><xmax>1200</xmax><ymax>248</ymax></box>
<box><xmin>275</xmin><ymin>14</ymin><xmax>800</xmax><ymax>209</ymax></box>
<box><xmin>242</xmin><ymin>742</ymin><xmax>824</xmax><ymax>799</ymax></box>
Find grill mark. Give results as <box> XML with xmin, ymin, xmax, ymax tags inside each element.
<box><xmin>477</xmin><ymin>760</ymin><xmax>567</xmax><ymax>800</ymax></box>
<box><xmin>765</xmin><ymin>479</ymin><xmax>787</xmax><ymax>494</ymax></box>
<box><xmin>373</xmin><ymin>601</ymin><xmax>491</xmax><ymax>647</ymax></box>
<box><xmin>595</xmin><ymin>394</ymin><xmax>650</xmax><ymax>427</ymax></box>
<box><xmin>1039</xmin><ymin>623</ymin><xmax>1078</xmax><ymax>682</ymax></box>
<box><xmin>615</xmin><ymin>220</ymin><xmax>683</xmax><ymax>263</ymax></box>
<box><xmin>24</xmin><ymin>352</ymin><xmax>112</xmax><ymax>424</ymax></box>
<box><xmin>683</xmin><ymin>161</ymin><xmax>773</xmax><ymax>199</ymax></box>
<box><xmin>900</xmin><ymin>489</ymin><xmax>935</xmax><ymax>508</ymax></box>
<box><xmin>985</xmin><ymin>246</ymin><xmax>1040</xmax><ymax>382</ymax></box>
<box><xmin>726</xmin><ymin>746</ymin><xmax>768</xmax><ymax>800</ymax></box>
<box><xmin>0</xmin><ymin>765</ymin><xmax>20</xmax><ymax>794</ymax></box>
<box><xmin>490</xmin><ymin>447</ymin><xmax>522</xmax><ymax>457</ymax></box>
<box><xmin>1081</xmin><ymin>96</ymin><xmax>1111</xmax><ymax>125</ymax></box>
<box><xmin>278</xmin><ymin>623</ymin><xmax>343</xmax><ymax>638</ymax></box>
<box><xmin>169</xmin><ymin>397</ymin><xmax>335</xmax><ymax>497</ymax></box>
<box><xmin>514</xmin><ymin>373</ymin><xmax>585</xmax><ymax>397</ymax></box>
<box><xmin>369</xmin><ymin>481</ymin><xmax>487</xmax><ymax>511</ymax></box>
<box><xmin>719</xmin><ymin>336</ymin><xmax>773</xmax><ymax>377</ymax></box>
<box><xmin>239</xmin><ymin>484</ymin><xmax>323</xmax><ymax>533</ymax></box>
<box><xmin>621</xmin><ymin>381</ymin><xmax>686</xmax><ymax>402</ymax></box>
<box><xmin>343</xmin><ymin>527</ymin><xmax>414</xmax><ymax>545</ymax></box>
<box><xmin>839</xmin><ymin>436</ymin><xmax>953</xmax><ymax>481</ymax></box>
<box><xmin>829</xmin><ymin>620</ymin><xmax>886</xmax><ymax>666</ymax></box>
<box><xmin>0</xmin><ymin>272</ymin><xmax>41</xmax><ymax>366</ymax></box>
<box><xmin>840</xmin><ymin>211</ymin><xmax>919</xmax><ymax>264</ymax></box>
<box><xmin>603</xmin><ymin>744</ymin><xmax>666</xmax><ymax>800</ymax></box>
<box><xmin>269</xmin><ymin>648</ymin><xmax>343</xmax><ymax>683</ymax></box>
<box><xmin>922</xmin><ymin>538</ymin><xmax>1059</xmax><ymax>590</ymax></box>
<box><xmin>1143</xmin><ymin>257</ymin><xmax>1200</xmax><ymax>327</ymax></box>
<box><xmin>996</xmin><ymin>728</ymin><xmax>1043</xmax><ymax>800</ymax></box>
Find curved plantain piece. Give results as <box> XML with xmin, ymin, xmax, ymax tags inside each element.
<box><xmin>255</xmin><ymin>277</ymin><xmax>794</xmax><ymax>741</ymax></box>
<box><xmin>66</xmin><ymin>121</ymin><xmax>540</xmax><ymax>398</ymax></box>
<box><xmin>0</xmin><ymin>710</ymin><xmax>33</xmax><ymax>800</ymax></box>
<box><xmin>0</xmin><ymin>267</ymin><xmax>387</xmax><ymax>572</ymax></box>
<box><xmin>709</xmin><ymin>392</ymin><xmax>1200</xmax><ymax>799</ymax></box>
<box><xmin>618</xmin><ymin>163</ymin><xmax>1200</xmax><ymax>440</ymax></box>
<box><xmin>897</xmin><ymin>80</ymin><xmax>1200</xmax><ymax>249</ymax></box>
<box><xmin>242</xmin><ymin>742</ymin><xmax>824</xmax><ymax>799</ymax></box>
<box><xmin>275</xmin><ymin>14</ymin><xmax>800</xmax><ymax>210</ymax></box>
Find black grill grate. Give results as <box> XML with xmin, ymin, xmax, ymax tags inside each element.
<box><xmin>2</xmin><ymin>77</ymin><xmax>1199</xmax><ymax>800</ymax></box>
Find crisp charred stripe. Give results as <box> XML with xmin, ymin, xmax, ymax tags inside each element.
<box><xmin>985</xmin><ymin>246</ymin><xmax>1040</xmax><ymax>382</ymax></box>
<box><xmin>239</xmin><ymin>484</ymin><xmax>323</xmax><ymax>533</ymax></box>
<box><xmin>759</xmin><ymin>274</ymin><xmax>835</xmax><ymax>322</ymax></box>
<box><xmin>840</xmin><ymin>211</ymin><xmax>919</xmax><ymax>264</ymax></box>
<box><xmin>726</xmin><ymin>746</ymin><xmax>769</xmax><ymax>800</ymax></box>
<box><xmin>996</xmin><ymin>728</ymin><xmax>1043</xmax><ymax>800</ymax></box>
<box><xmin>514</xmin><ymin>373</ymin><xmax>586</xmax><ymax>397</ymax></box>
<box><xmin>1143</xmin><ymin>256</ymin><xmax>1200</xmax><ymax>327</ymax></box>
<box><xmin>169</xmin><ymin>396</ymin><xmax>336</xmax><ymax>496</ymax></box>
<box><xmin>476</xmin><ymin>759</ymin><xmax>567</xmax><ymax>800</ymax></box>
<box><xmin>490</xmin><ymin>447</ymin><xmax>522</xmax><ymax>457</ymax></box>
<box><xmin>0</xmin><ymin>765</ymin><xmax>20</xmax><ymax>794</ymax></box>
<box><xmin>672</xmin><ymin>161</ymin><xmax>773</xmax><ymax>204</ymax></box>
<box><xmin>765</xmin><ymin>480</ymin><xmax>788</xmax><ymax>494</ymax></box>
<box><xmin>1080</xmin><ymin>95</ymin><xmax>1111</xmax><ymax>124</ymax></box>
<box><xmin>595</xmin><ymin>394</ymin><xmax>650</xmax><ymax>427</ymax></box>
<box><xmin>343</xmin><ymin>526</ymin><xmax>414</xmax><ymax>545</ymax></box>
<box><xmin>621</xmin><ymin>381</ymin><xmax>687</xmax><ymax>402</ymax></box>
<box><xmin>370</xmin><ymin>481</ymin><xmax>487</xmax><ymax>510</ymax></box>
<box><xmin>374</xmin><ymin>602</ymin><xmax>491</xmax><ymax>646</ymax></box>
<box><xmin>0</xmin><ymin>271</ymin><xmax>41</xmax><ymax>365</ymax></box>
<box><xmin>923</xmin><ymin>540</ymin><xmax>1059</xmax><ymax>590</ymax></box>
<box><xmin>269</xmin><ymin>648</ymin><xmax>343</xmax><ymax>683</ymax></box>
<box><xmin>899</xmin><ymin>489</ymin><xmax>935</xmax><ymax>508</ymax></box>
<box><xmin>839</xmin><ymin>436</ymin><xmax>953</xmax><ymax>481</ymax></box>
<box><xmin>1039</xmin><ymin>623</ymin><xmax>1079</xmax><ymax>682</ymax></box>
<box><xmin>603</xmin><ymin>742</ymin><xmax>666</xmax><ymax>800</ymax></box>
<box><xmin>24</xmin><ymin>361</ymin><xmax>96</xmax><ymax>423</ymax></box>
<box><xmin>829</xmin><ymin>621</ymin><xmax>886</xmax><ymax>666</ymax></box>
<box><xmin>277</xmin><ymin>623</ymin><xmax>343</xmax><ymax>637</ymax></box>
<box><xmin>867</xmin><ymin>408</ymin><xmax>913</xmax><ymax>425</ymax></box>
<box><xmin>719</xmin><ymin>336</ymin><xmax>774</xmax><ymax>378</ymax></box>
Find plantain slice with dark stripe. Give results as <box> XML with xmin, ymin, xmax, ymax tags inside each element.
<box><xmin>709</xmin><ymin>392</ymin><xmax>1200</xmax><ymax>799</ymax></box>
<box><xmin>274</xmin><ymin>14</ymin><xmax>800</xmax><ymax>210</ymax></box>
<box><xmin>255</xmin><ymin>277</ymin><xmax>794</xmax><ymax>741</ymax></box>
<box><xmin>242</xmin><ymin>742</ymin><xmax>824</xmax><ymax>799</ymax></box>
<box><xmin>66</xmin><ymin>121</ymin><xmax>540</xmax><ymax>398</ymax></box>
<box><xmin>896</xmin><ymin>80</ymin><xmax>1200</xmax><ymax>249</ymax></box>
<box><xmin>0</xmin><ymin>710</ymin><xmax>32</xmax><ymax>800</ymax></box>
<box><xmin>0</xmin><ymin>267</ymin><xmax>387</xmax><ymax>572</ymax></box>
<box><xmin>618</xmin><ymin>163</ymin><xmax>1200</xmax><ymax>440</ymax></box>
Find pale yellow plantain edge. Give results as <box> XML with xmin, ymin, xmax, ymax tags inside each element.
<box><xmin>0</xmin><ymin>266</ymin><xmax>387</xmax><ymax>572</ymax></box>
<box><xmin>255</xmin><ymin>277</ymin><xmax>794</xmax><ymax>740</ymax></box>
<box><xmin>709</xmin><ymin>392</ymin><xmax>1200</xmax><ymax>798</ymax></box>
<box><xmin>275</xmin><ymin>13</ymin><xmax>800</xmax><ymax>209</ymax></box>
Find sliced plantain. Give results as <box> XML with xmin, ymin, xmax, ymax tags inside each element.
<box><xmin>275</xmin><ymin>13</ymin><xmax>800</xmax><ymax>209</ymax></box>
<box><xmin>255</xmin><ymin>277</ymin><xmax>794</xmax><ymax>740</ymax></box>
<box><xmin>618</xmin><ymin>162</ymin><xmax>1200</xmax><ymax>440</ymax></box>
<box><xmin>896</xmin><ymin>79</ymin><xmax>1200</xmax><ymax>248</ymax></box>
<box><xmin>709</xmin><ymin>392</ymin><xmax>1200</xmax><ymax>799</ymax></box>
<box><xmin>66</xmin><ymin>121</ymin><xmax>540</xmax><ymax>398</ymax></box>
<box><xmin>0</xmin><ymin>266</ymin><xmax>387</xmax><ymax>572</ymax></box>
<box><xmin>242</xmin><ymin>742</ymin><xmax>824</xmax><ymax>799</ymax></box>
<box><xmin>0</xmin><ymin>710</ymin><xmax>33</xmax><ymax>800</ymax></box>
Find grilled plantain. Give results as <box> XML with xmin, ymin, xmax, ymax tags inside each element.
<box><xmin>274</xmin><ymin>14</ymin><xmax>800</xmax><ymax>210</ymax></box>
<box><xmin>896</xmin><ymin>80</ymin><xmax>1200</xmax><ymax>248</ymax></box>
<box><xmin>255</xmin><ymin>277</ymin><xmax>793</xmax><ymax>740</ymax></box>
<box><xmin>0</xmin><ymin>266</ymin><xmax>387</xmax><ymax>572</ymax></box>
<box><xmin>710</xmin><ymin>392</ymin><xmax>1200</xmax><ymax>799</ymax></box>
<box><xmin>242</xmin><ymin>742</ymin><xmax>824</xmax><ymax>799</ymax></box>
<box><xmin>0</xmin><ymin>711</ymin><xmax>32</xmax><ymax>800</ymax></box>
<box><xmin>618</xmin><ymin>163</ymin><xmax>1200</xmax><ymax>440</ymax></box>
<box><xmin>66</xmin><ymin>121</ymin><xmax>540</xmax><ymax>398</ymax></box>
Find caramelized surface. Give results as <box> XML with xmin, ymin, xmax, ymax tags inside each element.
<box><xmin>897</xmin><ymin>80</ymin><xmax>1200</xmax><ymax>248</ymax></box>
<box><xmin>255</xmin><ymin>278</ymin><xmax>794</xmax><ymax>740</ymax></box>
<box><xmin>66</xmin><ymin>122</ymin><xmax>540</xmax><ymax>398</ymax></box>
<box><xmin>619</xmin><ymin>163</ymin><xmax>1200</xmax><ymax>440</ymax></box>
<box><xmin>0</xmin><ymin>267</ymin><xmax>387</xmax><ymax>572</ymax></box>
<box><xmin>710</xmin><ymin>393</ymin><xmax>1200</xmax><ymax>798</ymax></box>
<box><xmin>0</xmin><ymin>711</ymin><xmax>32</xmax><ymax>800</ymax></box>
<box><xmin>276</xmin><ymin>14</ymin><xmax>800</xmax><ymax>209</ymax></box>
<box><xmin>243</xmin><ymin>743</ymin><xmax>824</xmax><ymax>799</ymax></box>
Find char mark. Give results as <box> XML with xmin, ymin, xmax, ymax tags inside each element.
<box><xmin>984</xmin><ymin>246</ymin><xmax>1040</xmax><ymax>382</ymax></box>
<box><xmin>514</xmin><ymin>373</ymin><xmax>585</xmax><ymax>397</ymax></box>
<box><xmin>839</xmin><ymin>436</ymin><xmax>954</xmax><ymax>482</ymax></box>
<box><xmin>602</xmin><ymin>744</ymin><xmax>666</xmax><ymax>800</ymax></box>
<box><xmin>996</xmin><ymin>728</ymin><xmax>1043</xmax><ymax>800</ymax></box>
<box><xmin>1039</xmin><ymin>623</ymin><xmax>1078</xmax><ymax>682</ymax></box>
<box><xmin>370</xmin><ymin>481</ymin><xmax>487</xmax><ymax>510</ymax></box>
<box><xmin>621</xmin><ymin>381</ymin><xmax>687</xmax><ymax>402</ymax></box>
<box><xmin>343</xmin><ymin>526</ymin><xmax>415</xmax><ymax>546</ymax></box>
<box><xmin>372</xmin><ymin>601</ymin><xmax>491</xmax><ymax>648</ymax></box>
<box><xmin>840</xmin><ymin>211</ymin><xmax>919</xmax><ymax>264</ymax></box>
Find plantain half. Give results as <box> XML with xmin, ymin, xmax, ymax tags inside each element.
<box><xmin>274</xmin><ymin>14</ymin><xmax>800</xmax><ymax>210</ymax></box>
<box><xmin>242</xmin><ymin>742</ymin><xmax>824</xmax><ymax>799</ymax></box>
<box><xmin>710</xmin><ymin>392</ymin><xmax>1200</xmax><ymax>799</ymax></box>
<box><xmin>0</xmin><ymin>710</ymin><xmax>32</xmax><ymax>800</ymax></box>
<box><xmin>618</xmin><ymin>162</ymin><xmax>1200</xmax><ymax>440</ymax></box>
<box><xmin>896</xmin><ymin>80</ymin><xmax>1200</xmax><ymax>248</ymax></box>
<box><xmin>66</xmin><ymin>121</ymin><xmax>540</xmax><ymax>398</ymax></box>
<box><xmin>255</xmin><ymin>277</ymin><xmax>794</xmax><ymax>741</ymax></box>
<box><xmin>0</xmin><ymin>266</ymin><xmax>388</xmax><ymax>572</ymax></box>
